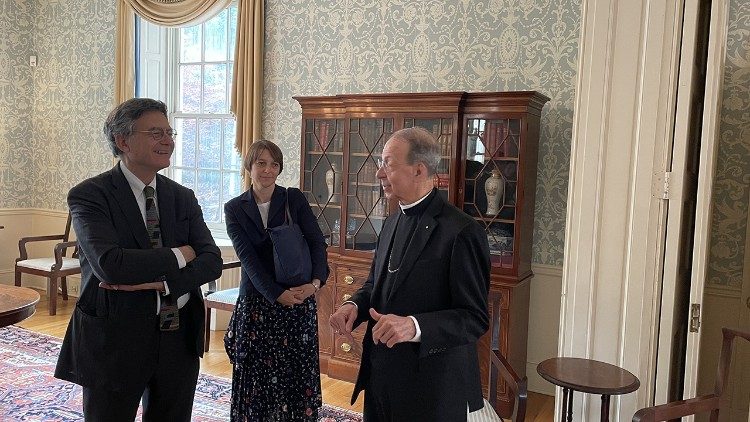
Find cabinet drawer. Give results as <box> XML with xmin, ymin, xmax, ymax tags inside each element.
<box><xmin>334</xmin><ymin>283</ymin><xmax>366</xmax><ymax>307</ymax></box>
<box><xmin>336</xmin><ymin>267</ymin><xmax>369</xmax><ymax>289</ymax></box>
<box><xmin>333</xmin><ymin>327</ymin><xmax>365</xmax><ymax>362</ymax></box>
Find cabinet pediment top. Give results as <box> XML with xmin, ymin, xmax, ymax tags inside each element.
<box><xmin>293</xmin><ymin>91</ymin><xmax>549</xmax><ymax>115</ymax></box>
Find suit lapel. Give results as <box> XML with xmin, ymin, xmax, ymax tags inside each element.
<box><xmin>267</xmin><ymin>186</ymin><xmax>286</xmax><ymax>226</ymax></box>
<box><xmin>241</xmin><ymin>190</ymin><xmax>265</xmax><ymax>234</ymax></box>
<box><xmin>156</xmin><ymin>175</ymin><xmax>176</xmax><ymax>247</ymax></box>
<box><xmin>110</xmin><ymin>164</ymin><xmax>150</xmax><ymax>249</ymax></box>
<box><xmin>385</xmin><ymin>194</ymin><xmax>442</xmax><ymax>303</ymax></box>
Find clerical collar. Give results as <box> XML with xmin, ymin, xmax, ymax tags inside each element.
<box><xmin>399</xmin><ymin>188</ymin><xmax>436</xmax><ymax>217</ymax></box>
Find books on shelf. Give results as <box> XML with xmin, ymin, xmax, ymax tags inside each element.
<box><xmin>434</xmin><ymin>173</ymin><xmax>449</xmax><ymax>189</ymax></box>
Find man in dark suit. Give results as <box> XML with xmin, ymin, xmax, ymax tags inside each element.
<box><xmin>54</xmin><ymin>98</ymin><xmax>223</xmax><ymax>421</ymax></box>
<box><xmin>329</xmin><ymin>127</ymin><xmax>490</xmax><ymax>421</ymax></box>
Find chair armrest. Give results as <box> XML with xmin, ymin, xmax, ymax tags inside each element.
<box><xmin>53</xmin><ymin>241</ymin><xmax>79</xmax><ymax>269</ymax></box>
<box><xmin>222</xmin><ymin>260</ymin><xmax>241</xmax><ymax>270</ymax></box>
<box><xmin>632</xmin><ymin>394</ymin><xmax>720</xmax><ymax>422</ymax></box>
<box><xmin>17</xmin><ymin>234</ymin><xmax>66</xmax><ymax>261</ymax></box>
<box><xmin>205</xmin><ymin>260</ymin><xmax>242</xmax><ymax>296</ymax></box>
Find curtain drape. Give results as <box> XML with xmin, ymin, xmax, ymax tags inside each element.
<box><xmin>121</xmin><ymin>0</ymin><xmax>232</xmax><ymax>27</ymax></box>
<box><xmin>114</xmin><ymin>0</ymin><xmax>235</xmax><ymax>103</ymax></box>
<box><xmin>230</xmin><ymin>0</ymin><xmax>264</xmax><ymax>190</ymax></box>
<box><xmin>114</xmin><ymin>1</ymin><xmax>136</xmax><ymax>106</ymax></box>
<box><xmin>114</xmin><ymin>0</ymin><xmax>265</xmax><ymax>188</ymax></box>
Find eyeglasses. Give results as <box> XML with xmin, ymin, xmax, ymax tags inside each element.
<box><xmin>376</xmin><ymin>159</ymin><xmax>397</xmax><ymax>171</ymax></box>
<box><xmin>134</xmin><ymin>128</ymin><xmax>177</xmax><ymax>141</ymax></box>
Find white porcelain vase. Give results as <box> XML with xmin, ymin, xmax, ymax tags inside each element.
<box><xmin>325</xmin><ymin>163</ymin><xmax>338</xmax><ymax>202</ymax></box>
<box><xmin>484</xmin><ymin>169</ymin><xmax>504</xmax><ymax>216</ymax></box>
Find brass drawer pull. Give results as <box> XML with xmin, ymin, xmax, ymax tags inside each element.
<box><xmin>344</xmin><ymin>275</ymin><xmax>354</xmax><ymax>285</ymax></box>
<box><xmin>342</xmin><ymin>293</ymin><xmax>352</xmax><ymax>301</ymax></box>
<box><xmin>341</xmin><ymin>342</ymin><xmax>352</xmax><ymax>353</ymax></box>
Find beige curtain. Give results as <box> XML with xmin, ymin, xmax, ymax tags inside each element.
<box><xmin>121</xmin><ymin>0</ymin><xmax>233</xmax><ymax>27</ymax></box>
<box><xmin>231</xmin><ymin>0</ymin><xmax>264</xmax><ymax>190</ymax></box>
<box><xmin>114</xmin><ymin>1</ymin><xmax>136</xmax><ymax>106</ymax></box>
<box><xmin>114</xmin><ymin>0</ymin><xmax>234</xmax><ymax>104</ymax></box>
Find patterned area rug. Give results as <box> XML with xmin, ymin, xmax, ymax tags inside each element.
<box><xmin>0</xmin><ymin>325</ymin><xmax>362</xmax><ymax>422</ymax></box>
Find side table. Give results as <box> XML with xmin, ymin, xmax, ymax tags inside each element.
<box><xmin>0</xmin><ymin>284</ymin><xmax>40</xmax><ymax>328</ymax></box>
<box><xmin>537</xmin><ymin>357</ymin><xmax>640</xmax><ymax>422</ymax></box>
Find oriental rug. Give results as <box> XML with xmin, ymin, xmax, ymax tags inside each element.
<box><xmin>0</xmin><ymin>325</ymin><xmax>362</xmax><ymax>422</ymax></box>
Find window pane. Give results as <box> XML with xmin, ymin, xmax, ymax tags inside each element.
<box><xmin>180</xmin><ymin>25</ymin><xmax>201</xmax><ymax>62</ymax></box>
<box><xmin>223</xmin><ymin>171</ymin><xmax>242</xmax><ymax>207</ymax></box>
<box><xmin>203</xmin><ymin>64</ymin><xmax>227</xmax><ymax>113</ymax></box>
<box><xmin>198</xmin><ymin>119</ymin><xmax>222</xmax><ymax>169</ymax></box>
<box><xmin>180</xmin><ymin>65</ymin><xmax>201</xmax><ymax>113</ymax></box>
<box><xmin>223</xmin><ymin>119</ymin><xmax>240</xmax><ymax>171</ymax></box>
<box><xmin>197</xmin><ymin>170</ymin><xmax>222</xmax><ymax>223</ymax></box>
<box><xmin>172</xmin><ymin>168</ymin><xmax>195</xmax><ymax>190</ymax></box>
<box><xmin>174</xmin><ymin>118</ymin><xmax>196</xmax><ymax>167</ymax></box>
<box><xmin>228</xmin><ymin>6</ymin><xmax>237</xmax><ymax>60</ymax></box>
<box><xmin>204</xmin><ymin>9</ymin><xmax>228</xmax><ymax>62</ymax></box>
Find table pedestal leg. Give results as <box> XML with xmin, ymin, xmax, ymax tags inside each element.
<box><xmin>600</xmin><ymin>394</ymin><xmax>611</xmax><ymax>422</ymax></box>
<box><xmin>557</xmin><ymin>388</ymin><xmax>574</xmax><ymax>422</ymax></box>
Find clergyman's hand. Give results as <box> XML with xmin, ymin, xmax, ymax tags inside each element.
<box><xmin>369</xmin><ymin>308</ymin><xmax>416</xmax><ymax>348</ymax></box>
<box><xmin>98</xmin><ymin>281</ymin><xmax>166</xmax><ymax>292</ymax></box>
<box><xmin>329</xmin><ymin>303</ymin><xmax>357</xmax><ymax>343</ymax></box>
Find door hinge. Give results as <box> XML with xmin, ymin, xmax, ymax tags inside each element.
<box><xmin>653</xmin><ymin>171</ymin><xmax>672</xmax><ymax>200</ymax></box>
<box><xmin>689</xmin><ymin>303</ymin><xmax>701</xmax><ymax>333</ymax></box>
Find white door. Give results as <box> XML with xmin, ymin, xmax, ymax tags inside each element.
<box><xmin>654</xmin><ymin>0</ymin><xmax>728</xmax><ymax>407</ymax></box>
<box><xmin>681</xmin><ymin>1</ymin><xmax>730</xmax><ymax>420</ymax></box>
<box><xmin>654</xmin><ymin>0</ymin><xmax>707</xmax><ymax>405</ymax></box>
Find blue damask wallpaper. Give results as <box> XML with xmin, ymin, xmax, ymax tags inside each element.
<box><xmin>0</xmin><ymin>0</ymin><xmax>115</xmax><ymax>210</ymax></box>
<box><xmin>0</xmin><ymin>0</ymin><xmax>34</xmax><ymax>207</ymax></box>
<box><xmin>707</xmin><ymin>0</ymin><xmax>750</xmax><ymax>290</ymax></box>
<box><xmin>1</xmin><ymin>0</ymin><xmax>748</xmax><ymax>272</ymax></box>
<box><xmin>263</xmin><ymin>0</ymin><xmax>581</xmax><ymax>266</ymax></box>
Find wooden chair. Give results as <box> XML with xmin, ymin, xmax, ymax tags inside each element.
<box><xmin>15</xmin><ymin>212</ymin><xmax>80</xmax><ymax>315</ymax></box>
<box><xmin>204</xmin><ymin>260</ymin><xmax>241</xmax><ymax>352</ymax></box>
<box><xmin>489</xmin><ymin>347</ymin><xmax>528</xmax><ymax>421</ymax></box>
<box><xmin>632</xmin><ymin>327</ymin><xmax>750</xmax><ymax>422</ymax></box>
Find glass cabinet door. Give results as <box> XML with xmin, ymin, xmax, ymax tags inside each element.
<box><xmin>463</xmin><ymin>118</ymin><xmax>521</xmax><ymax>269</ymax></box>
<box><xmin>403</xmin><ymin>117</ymin><xmax>454</xmax><ymax>201</ymax></box>
<box><xmin>303</xmin><ymin>118</ymin><xmax>344</xmax><ymax>247</ymax></box>
<box><xmin>345</xmin><ymin>118</ymin><xmax>393</xmax><ymax>251</ymax></box>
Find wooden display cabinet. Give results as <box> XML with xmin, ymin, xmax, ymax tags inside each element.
<box><xmin>295</xmin><ymin>91</ymin><xmax>549</xmax><ymax>418</ymax></box>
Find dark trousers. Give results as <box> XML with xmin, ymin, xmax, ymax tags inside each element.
<box><xmin>82</xmin><ymin>307</ymin><xmax>200</xmax><ymax>422</ymax></box>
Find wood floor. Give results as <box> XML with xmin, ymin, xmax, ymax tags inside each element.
<box><xmin>15</xmin><ymin>290</ymin><xmax>554</xmax><ymax>421</ymax></box>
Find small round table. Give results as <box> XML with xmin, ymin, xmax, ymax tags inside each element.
<box><xmin>537</xmin><ymin>357</ymin><xmax>640</xmax><ymax>422</ymax></box>
<box><xmin>0</xmin><ymin>284</ymin><xmax>40</xmax><ymax>328</ymax></box>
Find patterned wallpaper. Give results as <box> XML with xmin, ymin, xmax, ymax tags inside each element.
<box><xmin>0</xmin><ymin>0</ymin><xmax>34</xmax><ymax>207</ymax></box>
<box><xmin>2</xmin><ymin>0</ymin><xmax>747</xmax><ymax>273</ymax></box>
<box><xmin>262</xmin><ymin>0</ymin><xmax>582</xmax><ymax>266</ymax></box>
<box><xmin>707</xmin><ymin>0</ymin><xmax>750</xmax><ymax>290</ymax></box>
<box><xmin>0</xmin><ymin>0</ymin><xmax>115</xmax><ymax>210</ymax></box>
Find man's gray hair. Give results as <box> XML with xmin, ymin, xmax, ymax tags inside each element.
<box><xmin>389</xmin><ymin>126</ymin><xmax>440</xmax><ymax>176</ymax></box>
<box><xmin>103</xmin><ymin>98</ymin><xmax>168</xmax><ymax>156</ymax></box>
